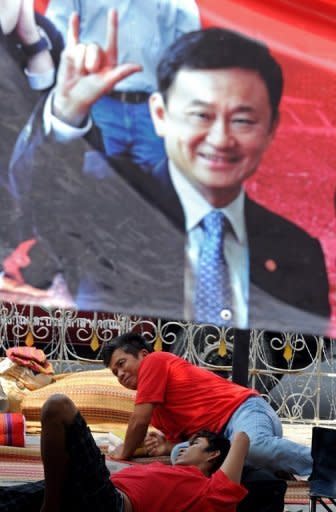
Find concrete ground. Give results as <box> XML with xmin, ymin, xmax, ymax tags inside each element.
<box><xmin>282</xmin><ymin>422</ymin><xmax>313</xmax><ymax>446</ymax></box>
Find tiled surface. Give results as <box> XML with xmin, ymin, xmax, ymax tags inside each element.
<box><xmin>282</xmin><ymin>423</ymin><xmax>313</xmax><ymax>447</ymax></box>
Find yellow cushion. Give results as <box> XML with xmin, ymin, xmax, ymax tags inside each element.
<box><xmin>21</xmin><ymin>369</ymin><xmax>135</xmax><ymax>429</ymax></box>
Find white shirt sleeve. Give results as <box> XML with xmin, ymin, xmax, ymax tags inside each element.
<box><xmin>43</xmin><ymin>89</ymin><xmax>92</xmax><ymax>142</ymax></box>
<box><xmin>24</xmin><ymin>67</ymin><xmax>56</xmax><ymax>91</ymax></box>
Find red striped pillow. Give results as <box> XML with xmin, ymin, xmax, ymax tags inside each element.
<box><xmin>0</xmin><ymin>413</ymin><xmax>25</xmax><ymax>447</ymax></box>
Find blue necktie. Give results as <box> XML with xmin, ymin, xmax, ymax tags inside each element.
<box><xmin>194</xmin><ymin>210</ymin><xmax>233</xmax><ymax>325</ymax></box>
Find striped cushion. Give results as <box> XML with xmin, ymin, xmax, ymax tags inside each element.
<box><xmin>21</xmin><ymin>369</ymin><xmax>135</xmax><ymax>430</ymax></box>
<box><xmin>0</xmin><ymin>413</ymin><xmax>25</xmax><ymax>447</ymax></box>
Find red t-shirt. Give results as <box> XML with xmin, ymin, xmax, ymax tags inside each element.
<box><xmin>112</xmin><ymin>462</ymin><xmax>247</xmax><ymax>512</ymax></box>
<box><xmin>136</xmin><ymin>352</ymin><xmax>257</xmax><ymax>442</ymax></box>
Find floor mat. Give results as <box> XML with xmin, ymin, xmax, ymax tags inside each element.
<box><xmin>0</xmin><ymin>438</ymin><xmax>170</xmax><ymax>486</ymax></box>
<box><xmin>285</xmin><ymin>481</ymin><xmax>310</xmax><ymax>504</ymax></box>
<box><xmin>0</xmin><ymin>446</ymin><xmax>44</xmax><ymax>484</ymax></box>
<box><xmin>1</xmin><ymin>438</ymin><xmax>309</xmax><ymax>504</ymax></box>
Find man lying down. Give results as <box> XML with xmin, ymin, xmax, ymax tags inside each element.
<box><xmin>0</xmin><ymin>394</ymin><xmax>249</xmax><ymax>512</ymax></box>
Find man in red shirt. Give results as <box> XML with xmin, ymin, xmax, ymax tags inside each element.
<box><xmin>0</xmin><ymin>395</ymin><xmax>249</xmax><ymax>512</ymax></box>
<box><xmin>104</xmin><ymin>332</ymin><xmax>312</xmax><ymax>477</ymax></box>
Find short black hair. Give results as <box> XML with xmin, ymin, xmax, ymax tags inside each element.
<box><xmin>157</xmin><ymin>27</ymin><xmax>283</xmax><ymax>122</ymax></box>
<box><xmin>190</xmin><ymin>430</ymin><xmax>231</xmax><ymax>473</ymax></box>
<box><xmin>102</xmin><ymin>332</ymin><xmax>153</xmax><ymax>367</ymax></box>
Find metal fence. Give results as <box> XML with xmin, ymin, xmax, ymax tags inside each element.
<box><xmin>0</xmin><ymin>302</ymin><xmax>335</xmax><ymax>425</ymax></box>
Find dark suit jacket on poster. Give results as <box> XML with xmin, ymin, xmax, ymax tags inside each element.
<box><xmin>0</xmin><ymin>15</ymin><xmax>64</xmax><ymax>263</ymax></box>
<box><xmin>9</xmin><ymin>97</ymin><xmax>331</xmax><ymax>334</ymax></box>
<box><xmin>0</xmin><ymin>30</ymin><xmax>43</xmax><ymax>263</ymax></box>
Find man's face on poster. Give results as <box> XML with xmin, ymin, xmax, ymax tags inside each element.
<box><xmin>151</xmin><ymin>67</ymin><xmax>278</xmax><ymax>204</ymax></box>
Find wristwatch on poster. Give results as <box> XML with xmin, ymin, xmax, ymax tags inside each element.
<box><xmin>20</xmin><ymin>28</ymin><xmax>52</xmax><ymax>57</ymax></box>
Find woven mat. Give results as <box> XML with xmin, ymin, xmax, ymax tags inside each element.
<box><xmin>0</xmin><ymin>442</ymin><xmax>311</xmax><ymax>505</ymax></box>
<box><xmin>0</xmin><ymin>448</ymin><xmax>44</xmax><ymax>483</ymax></box>
<box><xmin>0</xmin><ymin>441</ymin><xmax>170</xmax><ymax>485</ymax></box>
<box><xmin>285</xmin><ymin>481</ymin><xmax>310</xmax><ymax>504</ymax></box>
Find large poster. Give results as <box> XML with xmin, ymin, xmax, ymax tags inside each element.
<box><xmin>0</xmin><ymin>0</ymin><xmax>335</xmax><ymax>336</ymax></box>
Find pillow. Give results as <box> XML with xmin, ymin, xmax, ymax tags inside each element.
<box><xmin>0</xmin><ymin>358</ymin><xmax>53</xmax><ymax>413</ymax></box>
<box><xmin>21</xmin><ymin>368</ymin><xmax>135</xmax><ymax>430</ymax></box>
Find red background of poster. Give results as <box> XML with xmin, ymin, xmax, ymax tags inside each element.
<box><xmin>35</xmin><ymin>0</ymin><xmax>336</xmax><ymax>335</ymax></box>
<box><xmin>198</xmin><ymin>0</ymin><xmax>336</xmax><ymax>335</ymax></box>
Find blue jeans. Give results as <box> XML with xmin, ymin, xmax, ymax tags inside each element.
<box><xmin>226</xmin><ymin>397</ymin><xmax>312</xmax><ymax>475</ymax></box>
<box><xmin>171</xmin><ymin>397</ymin><xmax>313</xmax><ymax>476</ymax></box>
<box><xmin>92</xmin><ymin>95</ymin><xmax>166</xmax><ymax>170</ymax></box>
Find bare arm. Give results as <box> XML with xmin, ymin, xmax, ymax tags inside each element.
<box><xmin>220</xmin><ymin>432</ymin><xmax>250</xmax><ymax>483</ymax></box>
<box><xmin>111</xmin><ymin>403</ymin><xmax>154</xmax><ymax>460</ymax></box>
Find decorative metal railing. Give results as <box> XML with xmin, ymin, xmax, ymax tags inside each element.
<box><xmin>0</xmin><ymin>302</ymin><xmax>335</xmax><ymax>425</ymax></box>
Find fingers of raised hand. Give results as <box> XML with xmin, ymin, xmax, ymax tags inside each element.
<box><xmin>72</xmin><ymin>43</ymin><xmax>86</xmax><ymax>73</ymax></box>
<box><xmin>71</xmin><ymin>43</ymin><xmax>104</xmax><ymax>74</ymax></box>
<box><xmin>103</xmin><ymin>63</ymin><xmax>142</xmax><ymax>87</ymax></box>
<box><xmin>66</xmin><ymin>11</ymin><xmax>80</xmax><ymax>50</ymax></box>
<box><xmin>104</xmin><ymin>8</ymin><xmax>118</xmax><ymax>68</ymax></box>
<box><xmin>85</xmin><ymin>44</ymin><xmax>104</xmax><ymax>73</ymax></box>
<box><xmin>62</xmin><ymin>41</ymin><xmax>104</xmax><ymax>75</ymax></box>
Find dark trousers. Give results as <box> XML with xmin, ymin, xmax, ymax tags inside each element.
<box><xmin>239</xmin><ymin>466</ymin><xmax>287</xmax><ymax>512</ymax></box>
<box><xmin>0</xmin><ymin>413</ymin><xmax>124</xmax><ymax>512</ymax></box>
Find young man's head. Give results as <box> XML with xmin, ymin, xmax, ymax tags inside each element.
<box><xmin>175</xmin><ymin>430</ymin><xmax>231</xmax><ymax>476</ymax></box>
<box><xmin>150</xmin><ymin>28</ymin><xmax>283</xmax><ymax>207</ymax></box>
<box><xmin>103</xmin><ymin>332</ymin><xmax>153</xmax><ymax>390</ymax></box>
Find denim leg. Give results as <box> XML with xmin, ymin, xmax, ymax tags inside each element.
<box><xmin>132</xmin><ymin>102</ymin><xmax>166</xmax><ymax>169</ymax></box>
<box><xmin>91</xmin><ymin>96</ymin><xmax>132</xmax><ymax>156</ymax></box>
<box><xmin>224</xmin><ymin>397</ymin><xmax>313</xmax><ymax>475</ymax></box>
<box><xmin>91</xmin><ymin>96</ymin><xmax>165</xmax><ymax>170</ymax></box>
